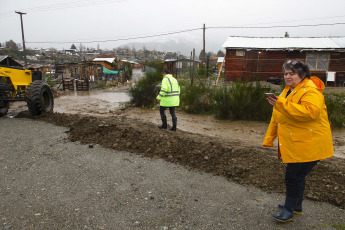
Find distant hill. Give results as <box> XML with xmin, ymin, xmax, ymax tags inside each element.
<box><xmin>118</xmin><ymin>38</ymin><xmax>207</xmax><ymax>56</ymax></box>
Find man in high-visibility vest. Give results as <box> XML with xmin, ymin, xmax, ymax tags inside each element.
<box><xmin>156</xmin><ymin>69</ymin><xmax>180</xmax><ymax>131</ymax></box>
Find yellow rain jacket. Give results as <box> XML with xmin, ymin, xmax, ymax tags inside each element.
<box><xmin>263</xmin><ymin>77</ymin><xmax>333</xmax><ymax>163</ymax></box>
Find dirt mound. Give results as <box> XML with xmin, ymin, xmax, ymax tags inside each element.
<box><xmin>20</xmin><ymin>111</ymin><xmax>345</xmax><ymax>208</ymax></box>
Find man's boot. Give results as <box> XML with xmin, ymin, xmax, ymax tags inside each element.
<box><xmin>170</xmin><ymin>117</ymin><xmax>177</xmax><ymax>131</ymax></box>
<box><xmin>158</xmin><ymin>115</ymin><xmax>167</xmax><ymax>129</ymax></box>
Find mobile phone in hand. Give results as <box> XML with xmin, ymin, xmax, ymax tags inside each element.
<box><xmin>265</xmin><ymin>93</ymin><xmax>275</xmax><ymax>98</ymax></box>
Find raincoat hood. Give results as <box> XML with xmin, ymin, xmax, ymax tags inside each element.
<box><xmin>309</xmin><ymin>76</ymin><xmax>325</xmax><ymax>93</ymax></box>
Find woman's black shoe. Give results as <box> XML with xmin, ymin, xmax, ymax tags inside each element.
<box><xmin>278</xmin><ymin>203</ymin><xmax>302</xmax><ymax>214</ymax></box>
<box><xmin>273</xmin><ymin>209</ymin><xmax>293</xmax><ymax>222</ymax></box>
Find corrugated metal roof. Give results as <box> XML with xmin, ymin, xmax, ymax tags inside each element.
<box><xmin>331</xmin><ymin>37</ymin><xmax>345</xmax><ymax>47</ymax></box>
<box><xmin>217</xmin><ymin>57</ymin><xmax>224</xmax><ymax>63</ymax></box>
<box><xmin>0</xmin><ymin>55</ymin><xmax>23</xmax><ymax>67</ymax></box>
<box><xmin>93</xmin><ymin>58</ymin><xmax>116</xmax><ymax>63</ymax></box>
<box><xmin>222</xmin><ymin>36</ymin><xmax>345</xmax><ymax>50</ymax></box>
<box><xmin>0</xmin><ymin>55</ymin><xmax>8</xmax><ymax>62</ymax></box>
<box><xmin>165</xmin><ymin>59</ymin><xmax>177</xmax><ymax>62</ymax></box>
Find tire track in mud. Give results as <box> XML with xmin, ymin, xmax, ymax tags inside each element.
<box><xmin>16</xmin><ymin>111</ymin><xmax>345</xmax><ymax>209</ymax></box>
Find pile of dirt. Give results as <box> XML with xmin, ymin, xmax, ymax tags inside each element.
<box><xmin>17</xmin><ymin>111</ymin><xmax>345</xmax><ymax>208</ymax></box>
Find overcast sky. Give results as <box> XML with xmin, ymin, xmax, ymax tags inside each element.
<box><xmin>2</xmin><ymin>0</ymin><xmax>345</xmax><ymax>52</ymax></box>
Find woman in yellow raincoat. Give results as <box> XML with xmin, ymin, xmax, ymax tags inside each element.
<box><xmin>263</xmin><ymin>59</ymin><xmax>333</xmax><ymax>222</ymax></box>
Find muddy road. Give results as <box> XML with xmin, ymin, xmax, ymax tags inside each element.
<box><xmin>2</xmin><ymin>118</ymin><xmax>344</xmax><ymax>230</ymax></box>
<box><xmin>2</xmin><ymin>71</ymin><xmax>345</xmax><ymax>229</ymax></box>
<box><xmin>6</xmin><ymin>78</ymin><xmax>345</xmax><ymax>209</ymax></box>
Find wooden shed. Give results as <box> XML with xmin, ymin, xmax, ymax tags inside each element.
<box><xmin>164</xmin><ymin>59</ymin><xmax>177</xmax><ymax>76</ymax></box>
<box><xmin>176</xmin><ymin>58</ymin><xmax>200</xmax><ymax>69</ymax></box>
<box><xmin>55</xmin><ymin>62</ymin><xmax>103</xmax><ymax>81</ymax></box>
<box><xmin>0</xmin><ymin>55</ymin><xmax>23</xmax><ymax>68</ymax></box>
<box><xmin>222</xmin><ymin>36</ymin><xmax>345</xmax><ymax>86</ymax></box>
<box><xmin>92</xmin><ymin>57</ymin><xmax>117</xmax><ymax>70</ymax></box>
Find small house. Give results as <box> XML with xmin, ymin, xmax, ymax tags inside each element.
<box><xmin>210</xmin><ymin>57</ymin><xmax>219</xmax><ymax>65</ymax></box>
<box><xmin>176</xmin><ymin>58</ymin><xmax>200</xmax><ymax>69</ymax></box>
<box><xmin>164</xmin><ymin>59</ymin><xmax>177</xmax><ymax>76</ymax></box>
<box><xmin>38</xmin><ymin>65</ymin><xmax>53</xmax><ymax>74</ymax></box>
<box><xmin>92</xmin><ymin>57</ymin><xmax>117</xmax><ymax>70</ymax></box>
<box><xmin>0</xmin><ymin>55</ymin><xmax>23</xmax><ymax>68</ymax></box>
<box><xmin>222</xmin><ymin>36</ymin><xmax>345</xmax><ymax>86</ymax></box>
<box><xmin>55</xmin><ymin>62</ymin><xmax>103</xmax><ymax>81</ymax></box>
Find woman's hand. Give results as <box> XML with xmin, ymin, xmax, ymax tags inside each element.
<box><xmin>267</xmin><ymin>95</ymin><xmax>278</xmax><ymax>106</ymax></box>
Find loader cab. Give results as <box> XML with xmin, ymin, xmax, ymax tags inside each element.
<box><xmin>31</xmin><ymin>70</ymin><xmax>42</xmax><ymax>81</ymax></box>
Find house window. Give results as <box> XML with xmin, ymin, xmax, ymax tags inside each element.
<box><xmin>236</xmin><ymin>50</ymin><xmax>244</xmax><ymax>56</ymax></box>
<box><xmin>177</xmin><ymin>62</ymin><xmax>182</xmax><ymax>68</ymax></box>
<box><xmin>306</xmin><ymin>53</ymin><xmax>329</xmax><ymax>71</ymax></box>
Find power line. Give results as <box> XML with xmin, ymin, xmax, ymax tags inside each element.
<box><xmin>26</xmin><ymin>28</ymin><xmax>203</xmax><ymax>44</ymax></box>
<box><xmin>0</xmin><ymin>0</ymin><xmax>129</xmax><ymax>19</ymax></box>
<box><xmin>228</xmin><ymin>15</ymin><xmax>345</xmax><ymax>27</ymax></box>
<box><xmin>208</xmin><ymin>22</ymin><xmax>345</xmax><ymax>29</ymax></box>
<box><xmin>22</xmin><ymin>0</ymin><xmax>129</xmax><ymax>13</ymax></box>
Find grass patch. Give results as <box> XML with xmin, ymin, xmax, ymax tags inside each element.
<box><xmin>332</xmin><ymin>224</ymin><xmax>345</xmax><ymax>230</ymax></box>
<box><xmin>310</xmin><ymin>224</ymin><xmax>345</xmax><ymax>230</ymax></box>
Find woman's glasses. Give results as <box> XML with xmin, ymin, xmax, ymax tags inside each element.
<box><xmin>286</xmin><ymin>60</ymin><xmax>302</xmax><ymax>67</ymax></box>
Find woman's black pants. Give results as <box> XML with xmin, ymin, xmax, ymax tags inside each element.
<box><xmin>284</xmin><ymin>161</ymin><xmax>319</xmax><ymax>212</ymax></box>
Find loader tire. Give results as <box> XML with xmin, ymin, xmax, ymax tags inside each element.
<box><xmin>0</xmin><ymin>101</ymin><xmax>9</xmax><ymax>117</ymax></box>
<box><xmin>26</xmin><ymin>80</ymin><xmax>54</xmax><ymax>116</ymax></box>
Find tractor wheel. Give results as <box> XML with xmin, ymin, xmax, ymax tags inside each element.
<box><xmin>26</xmin><ymin>80</ymin><xmax>54</xmax><ymax>116</ymax></box>
<box><xmin>0</xmin><ymin>101</ymin><xmax>9</xmax><ymax>117</ymax></box>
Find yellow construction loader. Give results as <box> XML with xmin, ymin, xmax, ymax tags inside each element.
<box><xmin>0</xmin><ymin>63</ymin><xmax>54</xmax><ymax>116</ymax></box>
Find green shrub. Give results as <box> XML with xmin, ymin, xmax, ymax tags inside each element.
<box><xmin>325</xmin><ymin>93</ymin><xmax>345</xmax><ymax>128</ymax></box>
<box><xmin>42</xmin><ymin>74</ymin><xmax>56</xmax><ymax>89</ymax></box>
<box><xmin>180</xmin><ymin>83</ymin><xmax>213</xmax><ymax>114</ymax></box>
<box><xmin>213</xmin><ymin>81</ymin><xmax>273</xmax><ymax>121</ymax></box>
<box><xmin>212</xmin><ymin>86</ymin><xmax>232</xmax><ymax>119</ymax></box>
<box><xmin>128</xmin><ymin>71</ymin><xmax>162</xmax><ymax>108</ymax></box>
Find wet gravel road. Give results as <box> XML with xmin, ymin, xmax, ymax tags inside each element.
<box><xmin>0</xmin><ymin>117</ymin><xmax>344</xmax><ymax>230</ymax></box>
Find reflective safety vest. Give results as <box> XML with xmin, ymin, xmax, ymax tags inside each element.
<box><xmin>156</xmin><ymin>74</ymin><xmax>180</xmax><ymax>107</ymax></box>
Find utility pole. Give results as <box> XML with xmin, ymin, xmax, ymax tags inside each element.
<box><xmin>203</xmin><ymin>24</ymin><xmax>206</xmax><ymax>64</ymax></box>
<box><xmin>15</xmin><ymin>11</ymin><xmax>27</xmax><ymax>66</ymax></box>
<box><xmin>190</xmin><ymin>51</ymin><xmax>192</xmax><ymax>84</ymax></box>
<box><xmin>206</xmin><ymin>55</ymin><xmax>209</xmax><ymax>78</ymax></box>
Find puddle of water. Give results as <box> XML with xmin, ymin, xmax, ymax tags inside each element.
<box><xmin>53</xmin><ymin>89</ymin><xmax>132</xmax><ymax>116</ymax></box>
<box><xmin>58</xmin><ymin>91</ymin><xmax>130</xmax><ymax>103</ymax></box>
<box><xmin>90</xmin><ymin>92</ymin><xmax>130</xmax><ymax>103</ymax></box>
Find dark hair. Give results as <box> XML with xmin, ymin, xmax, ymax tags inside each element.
<box><xmin>283</xmin><ymin>59</ymin><xmax>310</xmax><ymax>79</ymax></box>
<box><xmin>162</xmin><ymin>69</ymin><xmax>170</xmax><ymax>74</ymax></box>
